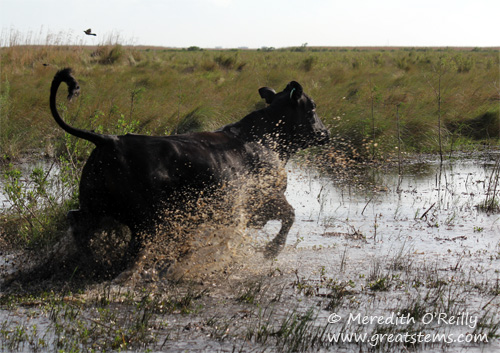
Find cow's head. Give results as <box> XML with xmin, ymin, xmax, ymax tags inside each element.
<box><xmin>257</xmin><ymin>81</ymin><xmax>329</xmax><ymax>156</ymax></box>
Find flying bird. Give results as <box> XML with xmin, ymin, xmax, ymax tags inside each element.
<box><xmin>84</xmin><ymin>28</ymin><xmax>96</xmax><ymax>36</ymax></box>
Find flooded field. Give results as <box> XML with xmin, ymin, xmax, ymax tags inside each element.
<box><xmin>1</xmin><ymin>151</ymin><xmax>499</xmax><ymax>352</ymax></box>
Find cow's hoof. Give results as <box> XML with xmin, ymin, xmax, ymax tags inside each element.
<box><xmin>0</xmin><ymin>274</ymin><xmax>17</xmax><ymax>290</ymax></box>
<box><xmin>113</xmin><ymin>268</ymin><xmax>141</xmax><ymax>285</ymax></box>
<box><xmin>263</xmin><ymin>240</ymin><xmax>283</xmax><ymax>259</ymax></box>
<box><xmin>51</xmin><ymin>231</ymin><xmax>78</xmax><ymax>259</ymax></box>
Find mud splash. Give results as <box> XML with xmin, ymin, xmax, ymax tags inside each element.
<box><xmin>2</xmin><ymin>152</ymin><xmax>500</xmax><ymax>284</ymax></box>
<box><xmin>133</xmin><ymin>168</ymin><xmax>286</xmax><ymax>283</ymax></box>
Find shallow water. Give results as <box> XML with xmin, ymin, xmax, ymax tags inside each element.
<box><xmin>267</xmin><ymin>153</ymin><xmax>500</xmax><ymax>352</ymax></box>
<box><xmin>160</xmin><ymin>152</ymin><xmax>500</xmax><ymax>352</ymax></box>
<box><xmin>1</xmin><ymin>152</ymin><xmax>499</xmax><ymax>352</ymax></box>
<box><xmin>284</xmin><ymin>154</ymin><xmax>500</xmax><ymax>262</ymax></box>
<box><xmin>0</xmin><ymin>158</ymin><xmax>63</xmax><ymax>210</ymax></box>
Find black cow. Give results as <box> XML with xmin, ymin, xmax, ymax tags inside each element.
<box><xmin>50</xmin><ymin>68</ymin><xmax>329</xmax><ymax>270</ymax></box>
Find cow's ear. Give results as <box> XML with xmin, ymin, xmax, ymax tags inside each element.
<box><xmin>259</xmin><ymin>87</ymin><xmax>276</xmax><ymax>104</ymax></box>
<box><xmin>288</xmin><ymin>81</ymin><xmax>303</xmax><ymax>101</ymax></box>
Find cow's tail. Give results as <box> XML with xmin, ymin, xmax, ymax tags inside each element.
<box><xmin>50</xmin><ymin>68</ymin><xmax>109</xmax><ymax>146</ymax></box>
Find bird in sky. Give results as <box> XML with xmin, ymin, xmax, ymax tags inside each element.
<box><xmin>84</xmin><ymin>28</ymin><xmax>96</xmax><ymax>36</ymax></box>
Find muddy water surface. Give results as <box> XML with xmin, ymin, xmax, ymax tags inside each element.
<box><xmin>1</xmin><ymin>152</ymin><xmax>499</xmax><ymax>352</ymax></box>
<box><xmin>286</xmin><ymin>153</ymin><xmax>499</xmax><ymax>261</ymax></box>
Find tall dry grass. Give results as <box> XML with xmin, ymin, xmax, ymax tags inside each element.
<box><xmin>0</xmin><ymin>31</ymin><xmax>499</xmax><ymax>161</ymax></box>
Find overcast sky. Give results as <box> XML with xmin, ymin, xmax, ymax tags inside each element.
<box><xmin>1</xmin><ymin>0</ymin><xmax>499</xmax><ymax>48</ymax></box>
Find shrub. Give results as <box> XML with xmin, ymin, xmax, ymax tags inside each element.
<box><xmin>302</xmin><ymin>56</ymin><xmax>316</xmax><ymax>72</ymax></box>
<box><xmin>1</xmin><ymin>162</ymin><xmax>74</xmax><ymax>247</ymax></box>
<box><xmin>395</xmin><ymin>54</ymin><xmax>412</xmax><ymax>71</ymax></box>
<box><xmin>455</xmin><ymin>54</ymin><xmax>475</xmax><ymax>73</ymax></box>
<box><xmin>175</xmin><ymin>107</ymin><xmax>214</xmax><ymax>134</ymax></box>
<box><xmin>96</xmin><ymin>44</ymin><xmax>125</xmax><ymax>65</ymax></box>
<box><xmin>446</xmin><ymin>110</ymin><xmax>500</xmax><ymax>140</ymax></box>
<box><xmin>214</xmin><ymin>53</ymin><xmax>237</xmax><ymax>70</ymax></box>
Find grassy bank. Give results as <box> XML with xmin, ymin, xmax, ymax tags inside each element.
<box><xmin>1</xmin><ymin>44</ymin><xmax>499</xmax><ymax>161</ymax></box>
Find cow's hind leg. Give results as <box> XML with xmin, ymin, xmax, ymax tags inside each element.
<box><xmin>68</xmin><ymin>210</ymin><xmax>133</xmax><ymax>275</ymax></box>
<box><xmin>67</xmin><ymin>209</ymin><xmax>95</xmax><ymax>256</ymax></box>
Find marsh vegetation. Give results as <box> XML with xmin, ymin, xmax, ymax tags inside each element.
<box><xmin>1</xmin><ymin>155</ymin><xmax>499</xmax><ymax>352</ymax></box>
<box><xmin>0</xmin><ymin>34</ymin><xmax>499</xmax><ymax>352</ymax></box>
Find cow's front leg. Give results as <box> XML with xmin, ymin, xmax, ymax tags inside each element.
<box><xmin>262</xmin><ymin>197</ymin><xmax>295</xmax><ymax>258</ymax></box>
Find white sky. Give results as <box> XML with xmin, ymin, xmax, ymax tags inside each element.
<box><xmin>1</xmin><ymin>0</ymin><xmax>499</xmax><ymax>48</ymax></box>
